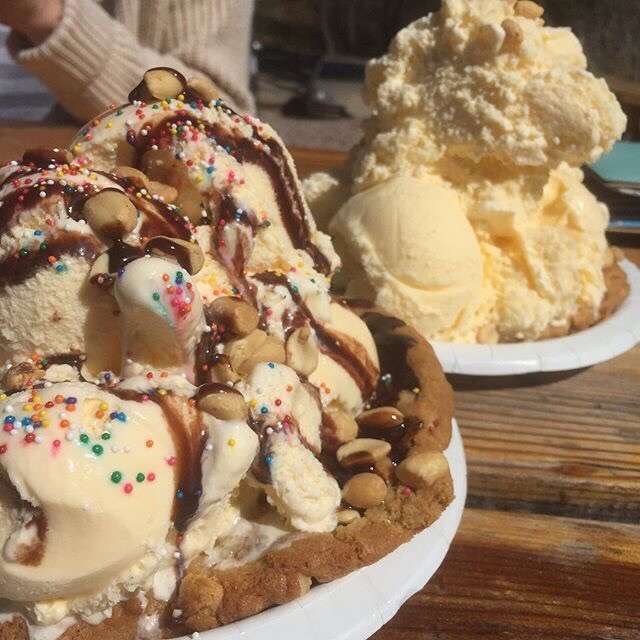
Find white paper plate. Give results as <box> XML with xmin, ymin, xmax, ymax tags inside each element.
<box><xmin>197</xmin><ymin>420</ymin><xmax>466</xmax><ymax>640</ymax></box>
<box><xmin>432</xmin><ymin>259</ymin><xmax>640</xmax><ymax>376</ymax></box>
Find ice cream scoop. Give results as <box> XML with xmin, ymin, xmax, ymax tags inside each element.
<box><xmin>0</xmin><ymin>382</ymin><xmax>176</xmax><ymax>612</ymax></box>
<box><xmin>330</xmin><ymin>175</ymin><xmax>485</xmax><ymax>342</ymax></box>
<box><xmin>0</xmin><ymin>156</ymin><xmax>118</xmax><ymax>372</ymax></box>
<box><xmin>0</xmin><ymin>149</ymin><xmax>200</xmax><ymax>376</ymax></box>
<box><xmin>70</xmin><ymin>71</ymin><xmax>339</xmax><ymax>287</ymax></box>
<box><xmin>306</xmin><ymin>0</ymin><xmax>628</xmax><ymax>343</ymax></box>
<box><xmin>0</xmin><ymin>66</ymin><xmax>403</xmax><ymax>634</ymax></box>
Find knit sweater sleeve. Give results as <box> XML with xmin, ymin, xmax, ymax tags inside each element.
<box><xmin>9</xmin><ymin>0</ymin><xmax>255</xmax><ymax>121</ymax></box>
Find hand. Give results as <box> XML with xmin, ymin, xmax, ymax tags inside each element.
<box><xmin>0</xmin><ymin>0</ymin><xmax>63</xmax><ymax>45</ymax></box>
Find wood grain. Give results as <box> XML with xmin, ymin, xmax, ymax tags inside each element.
<box><xmin>0</xmin><ymin>125</ymin><xmax>75</xmax><ymax>162</ymax></box>
<box><xmin>372</xmin><ymin>508</ymin><xmax>640</xmax><ymax>640</ymax></box>
<box><xmin>454</xmin><ymin>346</ymin><xmax>640</xmax><ymax>523</ymax></box>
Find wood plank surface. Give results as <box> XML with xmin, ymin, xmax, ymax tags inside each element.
<box><xmin>1</xmin><ymin>127</ymin><xmax>639</xmax><ymax>638</ymax></box>
<box><xmin>453</xmin><ymin>346</ymin><xmax>640</xmax><ymax>523</ymax></box>
<box><xmin>373</xmin><ymin>509</ymin><xmax>640</xmax><ymax>640</ymax></box>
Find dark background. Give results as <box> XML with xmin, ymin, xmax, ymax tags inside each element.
<box><xmin>254</xmin><ymin>0</ymin><xmax>640</xmax><ymax>80</ymax></box>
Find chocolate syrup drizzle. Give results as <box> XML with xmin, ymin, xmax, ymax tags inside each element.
<box><xmin>359</xmin><ymin>311</ymin><xmax>420</xmax><ymax>409</ymax></box>
<box><xmin>0</xmin><ymin>152</ymin><xmax>192</xmax><ymax>287</ymax></box>
<box><xmin>116</xmin><ymin>176</ymin><xmax>192</xmax><ymax>240</ymax></box>
<box><xmin>127</xmin><ymin>111</ymin><xmax>331</xmax><ymax>275</ymax></box>
<box><xmin>213</xmin><ymin>193</ymin><xmax>259</xmax><ymax>302</ymax></box>
<box><xmin>145</xmin><ymin>237</ymin><xmax>193</xmax><ymax>272</ymax></box>
<box><xmin>315</xmin><ymin>308</ymin><xmax>425</xmax><ymax>487</ymax></box>
<box><xmin>113</xmin><ymin>389</ymin><xmax>206</xmax><ymax>532</ymax></box>
<box><xmin>253</xmin><ymin>272</ymin><xmax>379</xmax><ymax>399</ymax></box>
<box><xmin>0</xmin><ymin>233</ymin><xmax>101</xmax><ymax>286</ymax></box>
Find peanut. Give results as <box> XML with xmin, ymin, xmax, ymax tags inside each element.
<box><xmin>143</xmin><ymin>68</ymin><xmax>185</xmax><ymax>101</ymax></box>
<box><xmin>197</xmin><ymin>384</ymin><xmax>248</xmax><ymax>421</ymax></box>
<box><xmin>226</xmin><ymin>330</ymin><xmax>286</xmax><ymax>377</ymax></box>
<box><xmin>187</xmin><ymin>76</ymin><xmax>220</xmax><ymax>102</ymax></box>
<box><xmin>395</xmin><ymin>451</ymin><xmax>450</xmax><ymax>489</ymax></box>
<box><xmin>83</xmin><ymin>189</ymin><xmax>137</xmax><ymax>239</ymax></box>
<box><xmin>336</xmin><ymin>438</ymin><xmax>391</xmax><ymax>468</ymax></box>
<box><xmin>208</xmin><ymin>297</ymin><xmax>259</xmax><ymax>337</ymax></box>
<box><xmin>357</xmin><ymin>406</ymin><xmax>404</xmax><ymax>430</ymax></box>
<box><xmin>325</xmin><ymin>406</ymin><xmax>358</xmax><ymax>445</ymax></box>
<box><xmin>342</xmin><ymin>473</ymin><xmax>387</xmax><ymax>509</ymax></box>
<box><xmin>285</xmin><ymin>325</ymin><xmax>319</xmax><ymax>377</ymax></box>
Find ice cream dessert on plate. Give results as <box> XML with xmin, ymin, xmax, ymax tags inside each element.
<box><xmin>305</xmin><ymin>0</ymin><xmax>630</xmax><ymax>344</ymax></box>
<box><xmin>0</xmin><ymin>68</ymin><xmax>454</xmax><ymax>638</ymax></box>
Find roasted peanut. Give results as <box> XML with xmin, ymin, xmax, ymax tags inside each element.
<box><xmin>83</xmin><ymin>189</ymin><xmax>137</xmax><ymax>239</ymax></box>
<box><xmin>325</xmin><ymin>406</ymin><xmax>358</xmax><ymax>445</ymax></box>
<box><xmin>357</xmin><ymin>406</ymin><xmax>404</xmax><ymax>430</ymax></box>
<box><xmin>141</xmin><ymin>68</ymin><xmax>185</xmax><ymax>101</ymax></box>
<box><xmin>237</xmin><ymin>336</ymin><xmax>286</xmax><ymax>376</ymax></box>
<box><xmin>226</xmin><ymin>330</ymin><xmax>286</xmax><ymax>376</ymax></box>
<box><xmin>148</xmin><ymin>181</ymin><xmax>178</xmax><ymax>203</ymax></box>
<box><xmin>208</xmin><ymin>297</ymin><xmax>259</xmax><ymax>337</ymax></box>
<box><xmin>141</xmin><ymin>149</ymin><xmax>203</xmax><ymax>223</ymax></box>
<box><xmin>342</xmin><ymin>473</ymin><xmax>387</xmax><ymax>509</ymax></box>
<box><xmin>395</xmin><ymin>451</ymin><xmax>450</xmax><ymax>489</ymax></box>
<box><xmin>188</xmin><ymin>76</ymin><xmax>220</xmax><ymax>102</ymax></box>
<box><xmin>197</xmin><ymin>384</ymin><xmax>248</xmax><ymax>421</ymax></box>
<box><xmin>115</xmin><ymin>166</ymin><xmax>150</xmax><ymax>188</ymax></box>
<box><xmin>285</xmin><ymin>325</ymin><xmax>319</xmax><ymax>377</ymax></box>
<box><xmin>336</xmin><ymin>438</ymin><xmax>391</xmax><ymax>468</ymax></box>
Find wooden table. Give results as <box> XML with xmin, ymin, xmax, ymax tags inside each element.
<box><xmin>1</xmin><ymin>127</ymin><xmax>639</xmax><ymax>639</ymax></box>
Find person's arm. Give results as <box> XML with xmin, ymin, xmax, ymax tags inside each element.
<box><xmin>4</xmin><ymin>0</ymin><xmax>254</xmax><ymax>121</ymax></box>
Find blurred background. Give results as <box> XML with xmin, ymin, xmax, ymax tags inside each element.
<box><xmin>1</xmin><ymin>0</ymin><xmax>640</xmax><ymax>149</ymax></box>
<box><xmin>253</xmin><ymin>0</ymin><xmax>640</xmax><ymax>149</ymax></box>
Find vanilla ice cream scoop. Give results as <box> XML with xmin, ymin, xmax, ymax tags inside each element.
<box><xmin>353</xmin><ymin>0</ymin><xmax>626</xmax><ymax>190</ymax></box>
<box><xmin>0</xmin><ymin>149</ymin><xmax>201</xmax><ymax>376</ymax></box>
<box><xmin>305</xmin><ymin>0</ymin><xmax>627</xmax><ymax>343</ymax></box>
<box><xmin>330</xmin><ymin>176</ymin><xmax>485</xmax><ymax>341</ymax></box>
<box><xmin>114</xmin><ymin>255</ymin><xmax>207</xmax><ymax>382</ymax></box>
<box><xmin>0</xmin><ymin>382</ymin><xmax>176</xmax><ymax>605</ymax></box>
<box><xmin>70</xmin><ymin>76</ymin><xmax>339</xmax><ymax>285</ymax></box>
<box><xmin>0</xmin><ymin>157</ymin><xmax>121</xmax><ymax>371</ymax></box>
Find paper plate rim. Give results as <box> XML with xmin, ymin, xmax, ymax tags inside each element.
<box><xmin>187</xmin><ymin>419</ymin><xmax>467</xmax><ymax>640</ymax></box>
<box><xmin>431</xmin><ymin>259</ymin><xmax>640</xmax><ymax>376</ymax></box>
